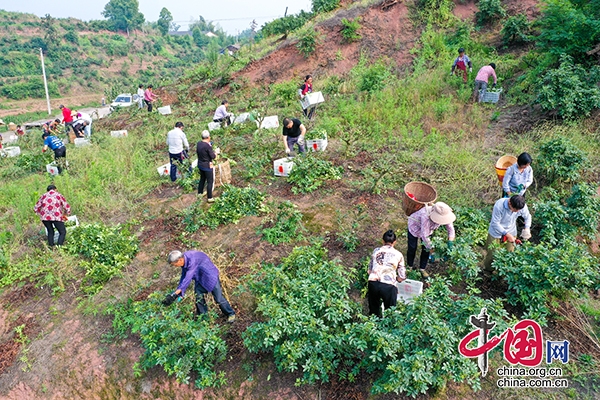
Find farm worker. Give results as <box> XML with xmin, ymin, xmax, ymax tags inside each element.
<box><xmin>213</xmin><ymin>100</ymin><xmax>233</xmax><ymax>126</ymax></box>
<box><xmin>42</xmin><ymin>132</ymin><xmax>67</xmax><ymax>174</ymax></box>
<box><xmin>282</xmin><ymin>117</ymin><xmax>306</xmax><ymax>155</ymax></box>
<box><xmin>502</xmin><ymin>152</ymin><xmax>533</xmax><ymax>198</ymax></box>
<box><xmin>450</xmin><ymin>48</ymin><xmax>472</xmax><ymax>83</ymax></box>
<box><xmin>299</xmin><ymin>74</ymin><xmax>316</xmax><ymax>120</ymax></box>
<box><xmin>144</xmin><ymin>84</ymin><xmax>158</xmax><ymax>112</ymax></box>
<box><xmin>407</xmin><ymin>202</ymin><xmax>456</xmax><ymax>278</ymax></box>
<box><xmin>367</xmin><ymin>230</ymin><xmax>405</xmax><ymax>317</ymax></box>
<box><xmin>76</xmin><ymin>112</ymin><xmax>93</xmax><ymax>137</ymax></box>
<box><xmin>166</xmin><ymin>121</ymin><xmax>190</xmax><ymax>182</ymax></box>
<box><xmin>16</xmin><ymin>125</ymin><xmax>24</xmax><ymax>135</ymax></box>
<box><xmin>59</xmin><ymin>105</ymin><xmax>74</xmax><ymax>134</ymax></box>
<box><xmin>34</xmin><ymin>185</ymin><xmax>71</xmax><ymax>247</ymax></box>
<box><xmin>163</xmin><ymin>250</ymin><xmax>236</xmax><ymax>322</ymax></box>
<box><xmin>137</xmin><ymin>84</ymin><xmax>145</xmax><ymax>109</ymax></box>
<box><xmin>474</xmin><ymin>63</ymin><xmax>497</xmax><ymax>102</ymax></box>
<box><xmin>196</xmin><ymin>130</ymin><xmax>221</xmax><ymax>203</ymax></box>
<box><xmin>483</xmin><ymin>195</ymin><xmax>532</xmax><ymax>271</ymax></box>
<box><xmin>71</xmin><ymin>119</ymin><xmax>87</xmax><ymax>138</ymax></box>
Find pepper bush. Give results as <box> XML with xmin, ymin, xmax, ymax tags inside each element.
<box><xmin>287</xmin><ymin>154</ymin><xmax>343</xmax><ymax>194</ymax></box>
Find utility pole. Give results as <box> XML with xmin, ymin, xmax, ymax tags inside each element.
<box><xmin>40</xmin><ymin>48</ymin><xmax>51</xmax><ymax>115</ymax></box>
<box><xmin>284</xmin><ymin>7</ymin><xmax>288</xmax><ymax>17</ymax></box>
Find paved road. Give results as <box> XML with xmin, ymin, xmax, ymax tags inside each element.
<box><xmin>22</xmin><ymin>106</ymin><xmax>112</xmax><ymax>129</ymax></box>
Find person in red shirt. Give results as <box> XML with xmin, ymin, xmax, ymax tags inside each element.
<box><xmin>34</xmin><ymin>185</ymin><xmax>71</xmax><ymax>246</ymax></box>
<box><xmin>59</xmin><ymin>104</ymin><xmax>74</xmax><ymax>134</ymax></box>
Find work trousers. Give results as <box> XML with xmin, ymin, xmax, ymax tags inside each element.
<box><xmin>368</xmin><ymin>281</ymin><xmax>398</xmax><ymax>317</ymax></box>
<box><xmin>406</xmin><ymin>229</ymin><xmax>430</xmax><ymax>270</ymax></box>
<box><xmin>43</xmin><ymin>220</ymin><xmax>66</xmax><ymax>246</ymax></box>
<box><xmin>286</xmin><ymin>136</ymin><xmax>305</xmax><ymax>154</ymax></box>
<box><xmin>194</xmin><ymin>279</ymin><xmax>235</xmax><ymax>317</ymax></box>
<box><xmin>169</xmin><ymin>152</ymin><xmax>187</xmax><ymax>182</ymax></box>
<box><xmin>198</xmin><ymin>168</ymin><xmax>214</xmax><ymax>199</ymax></box>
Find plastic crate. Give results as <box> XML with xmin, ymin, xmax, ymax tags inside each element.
<box><xmin>300</xmin><ymin>91</ymin><xmax>325</xmax><ymax>110</ymax></box>
<box><xmin>396</xmin><ymin>279</ymin><xmax>424</xmax><ymax>304</ymax></box>
<box><xmin>157</xmin><ymin>105</ymin><xmax>172</xmax><ymax>115</ymax></box>
<box><xmin>274</xmin><ymin>157</ymin><xmax>294</xmax><ymax>177</ymax></box>
<box><xmin>208</xmin><ymin>122</ymin><xmax>221</xmax><ymax>131</ymax></box>
<box><xmin>3</xmin><ymin>134</ymin><xmax>18</xmax><ymax>145</ymax></box>
<box><xmin>306</xmin><ymin>137</ymin><xmax>328</xmax><ymax>152</ymax></box>
<box><xmin>46</xmin><ymin>163</ymin><xmax>60</xmax><ymax>176</ymax></box>
<box><xmin>46</xmin><ymin>215</ymin><xmax>79</xmax><ymax>242</ymax></box>
<box><xmin>234</xmin><ymin>112</ymin><xmax>249</xmax><ymax>124</ymax></box>
<box><xmin>260</xmin><ymin>116</ymin><xmax>279</xmax><ymax>129</ymax></box>
<box><xmin>110</xmin><ymin>130</ymin><xmax>128</xmax><ymax>138</ymax></box>
<box><xmin>480</xmin><ymin>88</ymin><xmax>502</xmax><ymax>103</ymax></box>
<box><xmin>74</xmin><ymin>138</ymin><xmax>91</xmax><ymax>147</ymax></box>
<box><xmin>157</xmin><ymin>163</ymin><xmax>182</xmax><ymax>179</ymax></box>
<box><xmin>3</xmin><ymin>146</ymin><xmax>21</xmax><ymax>157</ymax></box>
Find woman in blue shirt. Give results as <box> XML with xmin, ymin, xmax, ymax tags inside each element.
<box><xmin>502</xmin><ymin>152</ymin><xmax>533</xmax><ymax>197</ymax></box>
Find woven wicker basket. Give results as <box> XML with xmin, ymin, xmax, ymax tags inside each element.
<box><xmin>402</xmin><ymin>182</ymin><xmax>437</xmax><ymax>216</ymax></box>
<box><xmin>495</xmin><ymin>155</ymin><xmax>517</xmax><ymax>185</ymax></box>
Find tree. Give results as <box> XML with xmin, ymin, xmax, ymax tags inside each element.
<box><xmin>41</xmin><ymin>14</ymin><xmax>58</xmax><ymax>51</ymax></box>
<box><xmin>157</xmin><ymin>7</ymin><xmax>173</xmax><ymax>36</ymax></box>
<box><xmin>102</xmin><ymin>0</ymin><xmax>145</xmax><ymax>34</ymax></box>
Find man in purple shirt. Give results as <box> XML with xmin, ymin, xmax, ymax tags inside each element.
<box><xmin>163</xmin><ymin>250</ymin><xmax>236</xmax><ymax>322</ymax></box>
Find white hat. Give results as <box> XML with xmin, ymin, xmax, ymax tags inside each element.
<box><xmin>0</xmin><ymin>119</ymin><xmax>4</xmax><ymax>125</ymax></box>
<box><xmin>430</xmin><ymin>202</ymin><xmax>456</xmax><ymax>225</ymax></box>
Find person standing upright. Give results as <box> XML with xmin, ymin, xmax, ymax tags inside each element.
<box><xmin>137</xmin><ymin>84</ymin><xmax>145</xmax><ymax>109</ymax></box>
<box><xmin>196</xmin><ymin>130</ymin><xmax>220</xmax><ymax>203</ymax></box>
<box><xmin>450</xmin><ymin>48</ymin><xmax>472</xmax><ymax>84</ymax></box>
<box><xmin>34</xmin><ymin>185</ymin><xmax>71</xmax><ymax>246</ymax></box>
<box><xmin>59</xmin><ymin>105</ymin><xmax>74</xmax><ymax>134</ymax></box>
<box><xmin>166</xmin><ymin>122</ymin><xmax>189</xmax><ymax>182</ymax></box>
<box><xmin>144</xmin><ymin>85</ymin><xmax>158</xmax><ymax>112</ymax></box>
<box><xmin>474</xmin><ymin>63</ymin><xmax>497</xmax><ymax>102</ymax></box>
<box><xmin>299</xmin><ymin>74</ymin><xmax>316</xmax><ymax>120</ymax></box>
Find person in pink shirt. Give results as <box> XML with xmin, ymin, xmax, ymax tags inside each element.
<box><xmin>144</xmin><ymin>84</ymin><xmax>158</xmax><ymax>112</ymax></box>
<box><xmin>34</xmin><ymin>185</ymin><xmax>71</xmax><ymax>246</ymax></box>
<box><xmin>474</xmin><ymin>63</ymin><xmax>497</xmax><ymax>102</ymax></box>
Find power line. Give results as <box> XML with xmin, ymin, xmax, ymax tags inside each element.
<box><xmin>171</xmin><ymin>15</ymin><xmax>281</xmax><ymax>23</ymax></box>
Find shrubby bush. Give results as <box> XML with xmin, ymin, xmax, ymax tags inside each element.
<box><xmin>287</xmin><ymin>154</ymin><xmax>343</xmax><ymax>194</ymax></box>
<box><xmin>340</xmin><ymin>18</ymin><xmax>361</xmax><ymax>43</ymax></box>
<box><xmin>476</xmin><ymin>0</ymin><xmax>506</xmax><ymax>26</ymax></box>
<box><xmin>312</xmin><ymin>0</ymin><xmax>340</xmax><ymax>14</ymax></box>
<box><xmin>536</xmin><ymin>136</ymin><xmax>587</xmax><ymax>184</ymax></box>
<box><xmin>501</xmin><ymin>15</ymin><xmax>530</xmax><ymax>45</ymax></box>
<box><xmin>355</xmin><ymin>60</ymin><xmax>392</xmax><ymax>93</ymax></box>
<box><xmin>257</xmin><ymin>201</ymin><xmax>305</xmax><ymax>245</ymax></box>
<box><xmin>296</xmin><ymin>27</ymin><xmax>321</xmax><ymax>58</ymax></box>
<box><xmin>260</xmin><ymin>11</ymin><xmax>313</xmax><ymax>37</ymax></box>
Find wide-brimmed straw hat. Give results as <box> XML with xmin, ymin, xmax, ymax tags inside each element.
<box><xmin>429</xmin><ymin>202</ymin><xmax>456</xmax><ymax>225</ymax></box>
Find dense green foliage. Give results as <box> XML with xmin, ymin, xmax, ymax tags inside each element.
<box><xmin>340</xmin><ymin>18</ymin><xmax>362</xmax><ymax>43</ymax></box>
<box><xmin>475</xmin><ymin>0</ymin><xmax>506</xmax><ymax>26</ymax></box>
<box><xmin>102</xmin><ymin>0</ymin><xmax>145</xmax><ymax>32</ymax></box>
<box><xmin>312</xmin><ymin>0</ymin><xmax>340</xmax><ymax>14</ymax></box>
<box><xmin>260</xmin><ymin>11</ymin><xmax>313</xmax><ymax>37</ymax></box>
<box><xmin>287</xmin><ymin>154</ymin><xmax>343</xmax><ymax>194</ymax></box>
<box><xmin>501</xmin><ymin>15</ymin><xmax>531</xmax><ymax>45</ymax></box>
<box><xmin>296</xmin><ymin>28</ymin><xmax>321</xmax><ymax>58</ymax></box>
<box><xmin>109</xmin><ymin>294</ymin><xmax>228</xmax><ymax>388</ymax></box>
<box><xmin>257</xmin><ymin>201</ymin><xmax>305</xmax><ymax>245</ymax></box>
<box><xmin>536</xmin><ymin>136</ymin><xmax>588</xmax><ymax>184</ymax></box>
<box><xmin>182</xmin><ymin>185</ymin><xmax>267</xmax><ymax>230</ymax></box>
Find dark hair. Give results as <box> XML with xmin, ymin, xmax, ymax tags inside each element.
<box><xmin>54</xmin><ymin>119</ymin><xmax>61</xmax><ymax>123</ymax></box>
<box><xmin>304</xmin><ymin>74</ymin><xmax>312</xmax><ymax>81</ymax></box>
<box><xmin>509</xmin><ymin>195</ymin><xmax>526</xmax><ymax>210</ymax></box>
<box><xmin>59</xmin><ymin>104</ymin><xmax>64</xmax><ymax>109</ymax></box>
<box><xmin>458</xmin><ymin>47</ymin><xmax>465</xmax><ymax>53</ymax></box>
<box><xmin>175</xmin><ymin>121</ymin><xmax>184</xmax><ymax>128</ymax></box>
<box><xmin>42</xmin><ymin>132</ymin><xmax>49</xmax><ymax>139</ymax></box>
<box><xmin>139</xmin><ymin>84</ymin><xmax>143</xmax><ymax>88</ymax></box>
<box><xmin>47</xmin><ymin>185</ymin><xmax>56</xmax><ymax>191</ymax></box>
<box><xmin>282</xmin><ymin>117</ymin><xmax>292</xmax><ymax>126</ymax></box>
<box><xmin>382</xmin><ymin>229</ymin><xmax>396</xmax><ymax>244</ymax></box>
<box><xmin>517</xmin><ymin>152</ymin><xmax>532</xmax><ymax>167</ymax></box>
<box><xmin>221</xmin><ymin>99</ymin><xmax>228</xmax><ymax>105</ymax></box>
<box><xmin>147</xmin><ymin>85</ymin><xmax>153</xmax><ymax>89</ymax></box>
<box><xmin>489</xmin><ymin>62</ymin><xmax>496</xmax><ymax>69</ymax></box>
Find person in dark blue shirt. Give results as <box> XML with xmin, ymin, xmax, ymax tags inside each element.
<box><xmin>42</xmin><ymin>132</ymin><xmax>66</xmax><ymax>174</ymax></box>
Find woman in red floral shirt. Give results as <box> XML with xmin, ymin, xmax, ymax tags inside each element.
<box><xmin>34</xmin><ymin>185</ymin><xmax>71</xmax><ymax>246</ymax></box>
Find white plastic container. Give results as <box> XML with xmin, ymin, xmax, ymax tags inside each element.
<box><xmin>260</xmin><ymin>116</ymin><xmax>279</xmax><ymax>129</ymax></box>
<box><xmin>306</xmin><ymin>138</ymin><xmax>328</xmax><ymax>152</ymax></box>
<box><xmin>300</xmin><ymin>91</ymin><xmax>325</xmax><ymax>110</ymax></box>
<box><xmin>208</xmin><ymin>122</ymin><xmax>221</xmax><ymax>131</ymax></box>
<box><xmin>3</xmin><ymin>146</ymin><xmax>21</xmax><ymax>157</ymax></box>
<box><xmin>110</xmin><ymin>130</ymin><xmax>128</xmax><ymax>138</ymax></box>
<box><xmin>191</xmin><ymin>159</ymin><xmax>198</xmax><ymax>169</ymax></box>
<box><xmin>2</xmin><ymin>134</ymin><xmax>18</xmax><ymax>145</ymax></box>
<box><xmin>234</xmin><ymin>112</ymin><xmax>249</xmax><ymax>124</ymax></box>
<box><xmin>74</xmin><ymin>138</ymin><xmax>91</xmax><ymax>147</ymax></box>
<box><xmin>480</xmin><ymin>88</ymin><xmax>502</xmax><ymax>104</ymax></box>
<box><xmin>274</xmin><ymin>157</ymin><xmax>294</xmax><ymax>177</ymax></box>
<box><xmin>157</xmin><ymin>163</ymin><xmax>182</xmax><ymax>179</ymax></box>
<box><xmin>157</xmin><ymin>105</ymin><xmax>172</xmax><ymax>115</ymax></box>
<box><xmin>396</xmin><ymin>279</ymin><xmax>424</xmax><ymax>304</ymax></box>
<box><xmin>46</xmin><ymin>215</ymin><xmax>79</xmax><ymax>243</ymax></box>
<box><xmin>46</xmin><ymin>163</ymin><xmax>60</xmax><ymax>176</ymax></box>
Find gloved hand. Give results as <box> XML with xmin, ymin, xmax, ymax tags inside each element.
<box><xmin>215</xmin><ymin>147</ymin><xmax>221</xmax><ymax>155</ymax></box>
<box><xmin>517</xmin><ymin>184</ymin><xmax>524</xmax><ymax>193</ymax></box>
<box><xmin>469</xmin><ymin>67</ymin><xmax>473</xmax><ymax>73</ymax></box>
<box><xmin>521</xmin><ymin>228</ymin><xmax>531</xmax><ymax>240</ymax></box>
<box><xmin>428</xmin><ymin>253</ymin><xmax>436</xmax><ymax>263</ymax></box>
<box><xmin>162</xmin><ymin>292</ymin><xmax>178</xmax><ymax>306</ymax></box>
<box><xmin>450</xmin><ymin>72</ymin><xmax>454</xmax><ymax>76</ymax></box>
<box><xmin>42</xmin><ymin>148</ymin><xmax>47</xmax><ymax>153</ymax></box>
<box><xmin>285</xmin><ymin>148</ymin><xmax>291</xmax><ymax>155</ymax></box>
<box><xmin>447</xmin><ymin>241</ymin><xmax>454</xmax><ymax>251</ymax></box>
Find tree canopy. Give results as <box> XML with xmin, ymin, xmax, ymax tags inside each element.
<box><xmin>157</xmin><ymin>7</ymin><xmax>173</xmax><ymax>36</ymax></box>
<box><xmin>102</xmin><ymin>0</ymin><xmax>145</xmax><ymax>33</ymax></box>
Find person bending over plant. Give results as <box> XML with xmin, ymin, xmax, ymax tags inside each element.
<box><xmin>367</xmin><ymin>230</ymin><xmax>405</xmax><ymax>317</ymax></box>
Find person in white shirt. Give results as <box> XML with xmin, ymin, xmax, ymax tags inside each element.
<box><xmin>368</xmin><ymin>230</ymin><xmax>405</xmax><ymax>317</ymax></box>
<box><xmin>166</xmin><ymin>122</ymin><xmax>190</xmax><ymax>182</ymax></box>
<box><xmin>213</xmin><ymin>100</ymin><xmax>232</xmax><ymax>126</ymax></box>
<box><xmin>76</xmin><ymin>111</ymin><xmax>92</xmax><ymax>137</ymax></box>
<box><xmin>137</xmin><ymin>84</ymin><xmax>145</xmax><ymax>109</ymax></box>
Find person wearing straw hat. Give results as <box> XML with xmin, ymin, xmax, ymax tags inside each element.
<box><xmin>162</xmin><ymin>250</ymin><xmax>236</xmax><ymax>322</ymax></box>
<box><xmin>502</xmin><ymin>152</ymin><xmax>533</xmax><ymax>198</ymax></box>
<box><xmin>407</xmin><ymin>202</ymin><xmax>456</xmax><ymax>278</ymax></box>
<box><xmin>367</xmin><ymin>230</ymin><xmax>405</xmax><ymax>317</ymax></box>
<box><xmin>483</xmin><ymin>195</ymin><xmax>532</xmax><ymax>271</ymax></box>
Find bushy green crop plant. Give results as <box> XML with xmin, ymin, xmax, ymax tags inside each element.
<box><xmin>312</xmin><ymin>0</ymin><xmax>340</xmax><ymax>14</ymax></box>
<box><xmin>532</xmin><ymin>200</ymin><xmax>574</xmax><ymax>245</ymax></box>
<box><xmin>108</xmin><ymin>293</ymin><xmax>228</xmax><ymax>388</ymax></box>
<box><xmin>335</xmin><ymin>204</ymin><xmax>367</xmax><ymax>252</ymax></box>
<box><xmin>494</xmin><ymin>242</ymin><xmax>600</xmax><ymax>325</ymax></box>
<box><xmin>566</xmin><ymin>183</ymin><xmax>600</xmax><ymax>240</ymax></box>
<box><xmin>257</xmin><ymin>201</ymin><xmax>305</xmax><ymax>245</ymax></box>
<box><xmin>271</xmin><ymin>80</ymin><xmax>300</xmax><ymax>106</ymax></box>
<box><xmin>182</xmin><ymin>185</ymin><xmax>267</xmax><ymax>231</ymax></box>
<box><xmin>67</xmin><ymin>223</ymin><xmax>138</xmax><ymax>267</ymax></box>
<box><xmin>476</xmin><ymin>0</ymin><xmax>506</xmax><ymax>26</ymax></box>
<box><xmin>340</xmin><ymin>18</ymin><xmax>361</xmax><ymax>43</ymax></box>
<box><xmin>345</xmin><ymin>279</ymin><xmax>510</xmax><ymax>396</ymax></box>
<box><xmin>260</xmin><ymin>11</ymin><xmax>313</xmax><ymax>37</ymax></box>
<box><xmin>536</xmin><ymin>136</ymin><xmax>587</xmax><ymax>184</ymax></box>
<box><xmin>501</xmin><ymin>15</ymin><xmax>531</xmax><ymax>45</ymax></box>
<box><xmin>355</xmin><ymin>59</ymin><xmax>392</xmax><ymax>93</ymax></box>
<box><xmin>296</xmin><ymin>27</ymin><xmax>321</xmax><ymax>58</ymax></box>
<box><xmin>14</xmin><ymin>152</ymin><xmax>54</xmax><ymax>173</ymax></box>
<box><xmin>242</xmin><ymin>244</ymin><xmax>361</xmax><ymax>385</ymax></box>
<box><xmin>287</xmin><ymin>153</ymin><xmax>343</xmax><ymax>194</ymax></box>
